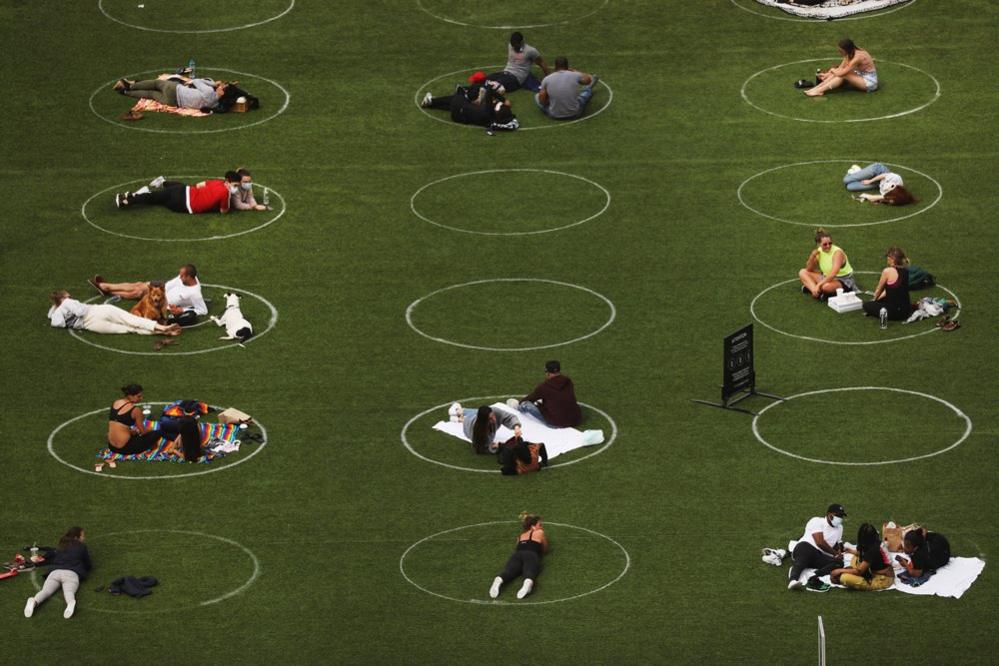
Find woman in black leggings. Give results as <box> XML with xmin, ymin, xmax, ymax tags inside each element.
<box><xmin>489</xmin><ymin>513</ymin><xmax>549</xmax><ymax>600</ymax></box>
<box><xmin>862</xmin><ymin>246</ymin><xmax>912</xmax><ymax>323</ymax></box>
<box><xmin>107</xmin><ymin>383</ymin><xmax>167</xmax><ymax>456</ymax></box>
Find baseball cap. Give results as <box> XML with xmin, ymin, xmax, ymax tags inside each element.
<box><xmin>827</xmin><ymin>503</ymin><xmax>847</xmax><ymax>517</ymax></box>
<box><xmin>545</xmin><ymin>360</ymin><xmax>561</xmax><ymax>373</ymax></box>
<box><xmin>467</xmin><ymin>71</ymin><xmax>487</xmax><ymax>84</ymax></box>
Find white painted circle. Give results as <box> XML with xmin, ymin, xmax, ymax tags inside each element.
<box><xmin>98</xmin><ymin>0</ymin><xmax>295</xmax><ymax>33</ymax></box>
<box><xmin>31</xmin><ymin>529</ymin><xmax>259</xmax><ymax>612</ymax></box>
<box><xmin>406</xmin><ymin>278</ymin><xmax>616</xmax><ymax>351</ymax></box>
<box><xmin>411</xmin><ymin>169</ymin><xmax>611</xmax><ymax>236</ymax></box>
<box><xmin>729</xmin><ymin>0</ymin><xmax>918</xmax><ymax>22</ymax></box>
<box><xmin>82</xmin><ymin>178</ymin><xmax>286</xmax><ymax>241</ymax></box>
<box><xmin>741</xmin><ymin>59</ymin><xmax>940</xmax><ymax>123</ymax></box>
<box><xmin>90</xmin><ymin>68</ymin><xmax>290</xmax><ymax>134</ymax></box>
<box><xmin>400</xmin><ymin>520</ymin><xmax>629</xmax><ymax>605</ymax></box>
<box><xmin>67</xmin><ymin>283</ymin><xmax>278</xmax><ymax>356</ymax></box>
<box><xmin>47</xmin><ymin>402</ymin><xmax>268</xmax><ymax>480</ymax></box>
<box><xmin>400</xmin><ymin>395</ymin><xmax>618</xmax><ymax>473</ymax></box>
<box><xmin>737</xmin><ymin>160</ymin><xmax>942</xmax><ymax>228</ymax></box>
<box><xmin>752</xmin><ymin>387</ymin><xmax>972</xmax><ymax>465</ymax></box>
<box><xmin>414</xmin><ymin>0</ymin><xmax>608</xmax><ymax>28</ymax></box>
<box><xmin>415</xmin><ymin>66</ymin><xmax>613</xmax><ymax>131</ymax></box>
<box><xmin>749</xmin><ymin>272</ymin><xmax>961</xmax><ymax>346</ymax></box>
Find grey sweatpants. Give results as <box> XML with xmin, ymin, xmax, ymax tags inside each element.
<box><xmin>124</xmin><ymin>79</ymin><xmax>179</xmax><ymax>106</ymax></box>
<box><xmin>34</xmin><ymin>569</ymin><xmax>80</xmax><ymax>605</ymax></box>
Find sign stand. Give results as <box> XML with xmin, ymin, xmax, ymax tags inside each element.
<box><xmin>691</xmin><ymin>324</ymin><xmax>784</xmax><ymax>416</ymax></box>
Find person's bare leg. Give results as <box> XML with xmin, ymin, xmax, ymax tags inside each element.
<box><xmin>842</xmin><ymin>72</ymin><xmax>870</xmax><ymax>92</ymax></box>
<box><xmin>799</xmin><ymin>269</ymin><xmax>821</xmax><ymax>291</ymax></box>
<box><xmin>153</xmin><ymin>323</ymin><xmax>183</xmax><ymax>336</ymax></box>
<box><xmin>820</xmin><ymin>279</ymin><xmax>843</xmax><ymax>296</ymax></box>
<box><xmin>99</xmin><ymin>281</ymin><xmax>150</xmax><ymax>299</ymax></box>
<box><xmin>805</xmin><ymin>75</ymin><xmax>843</xmax><ymax>97</ymax></box>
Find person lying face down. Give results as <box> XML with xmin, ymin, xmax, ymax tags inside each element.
<box><xmin>899</xmin><ymin>528</ymin><xmax>951</xmax><ymax>576</ymax></box>
<box><xmin>462</xmin><ymin>405</ymin><xmax>522</xmax><ymax>454</ymax></box>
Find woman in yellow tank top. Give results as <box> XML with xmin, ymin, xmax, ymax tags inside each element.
<box><xmin>798</xmin><ymin>228</ymin><xmax>857</xmax><ymax>299</ymax></box>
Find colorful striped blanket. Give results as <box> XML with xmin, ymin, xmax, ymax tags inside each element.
<box><xmin>130</xmin><ymin>98</ymin><xmax>211</xmax><ymax>117</ymax></box>
<box><xmin>96</xmin><ymin>421</ymin><xmax>242</xmax><ymax>464</ymax></box>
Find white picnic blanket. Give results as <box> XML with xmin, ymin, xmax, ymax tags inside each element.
<box><xmin>786</xmin><ymin>540</ymin><xmax>985</xmax><ymax>598</ymax></box>
<box><xmin>432</xmin><ymin>401</ymin><xmax>604</xmax><ymax>460</ymax></box>
<box><xmin>753</xmin><ymin>0</ymin><xmax>911</xmax><ymax>19</ymax></box>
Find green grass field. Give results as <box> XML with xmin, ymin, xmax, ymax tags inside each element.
<box><xmin>2</xmin><ymin>1</ymin><xmax>997</xmax><ymax>662</ymax></box>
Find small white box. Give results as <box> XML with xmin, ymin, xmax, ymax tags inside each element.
<box><xmin>828</xmin><ymin>292</ymin><xmax>863</xmax><ymax>313</ymax></box>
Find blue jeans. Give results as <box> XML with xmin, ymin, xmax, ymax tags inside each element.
<box><xmin>515</xmin><ymin>401</ymin><xmax>549</xmax><ymax>425</ymax></box>
<box><xmin>534</xmin><ymin>86</ymin><xmax>595</xmax><ymax>120</ymax></box>
<box><xmin>843</xmin><ymin>162</ymin><xmax>888</xmax><ymax>192</ymax></box>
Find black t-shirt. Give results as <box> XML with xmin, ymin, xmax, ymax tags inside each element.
<box><xmin>860</xmin><ymin>543</ymin><xmax>892</xmax><ymax>576</ymax></box>
<box><xmin>911</xmin><ymin>532</ymin><xmax>951</xmax><ymax>572</ymax></box>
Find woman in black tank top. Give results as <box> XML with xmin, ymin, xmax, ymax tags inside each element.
<box><xmin>106</xmin><ymin>383</ymin><xmax>165</xmax><ymax>456</ymax></box>
<box><xmin>489</xmin><ymin>513</ymin><xmax>549</xmax><ymax>600</ymax></box>
<box><xmin>863</xmin><ymin>246</ymin><xmax>913</xmax><ymax>321</ymax></box>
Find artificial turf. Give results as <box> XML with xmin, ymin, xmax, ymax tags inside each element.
<box><xmin>2</xmin><ymin>0</ymin><xmax>997</xmax><ymax>663</ymax></box>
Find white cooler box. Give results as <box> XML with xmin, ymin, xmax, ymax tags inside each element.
<box><xmin>828</xmin><ymin>290</ymin><xmax>863</xmax><ymax>313</ymax></box>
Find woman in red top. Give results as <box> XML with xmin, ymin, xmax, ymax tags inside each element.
<box><xmin>114</xmin><ymin>171</ymin><xmax>238</xmax><ymax>214</ymax></box>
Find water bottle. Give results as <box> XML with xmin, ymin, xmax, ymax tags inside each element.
<box><xmin>188</xmin><ymin>58</ymin><xmax>196</xmax><ymax>78</ymax></box>
<box><xmin>262</xmin><ymin>187</ymin><xmax>270</xmax><ymax>208</ymax></box>
<box><xmin>815</xmin><ymin>68</ymin><xmax>822</xmax><ymax>83</ymax></box>
<box><xmin>879</xmin><ymin>307</ymin><xmax>888</xmax><ymax>330</ymax></box>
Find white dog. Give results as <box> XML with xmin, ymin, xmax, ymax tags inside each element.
<box><xmin>210</xmin><ymin>292</ymin><xmax>253</xmax><ymax>344</ymax></box>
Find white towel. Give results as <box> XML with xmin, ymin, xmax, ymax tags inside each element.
<box><xmin>786</xmin><ymin>540</ymin><xmax>985</xmax><ymax>598</ymax></box>
<box><xmin>432</xmin><ymin>401</ymin><xmax>604</xmax><ymax>460</ymax></box>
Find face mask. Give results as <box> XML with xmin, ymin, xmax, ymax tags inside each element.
<box><xmin>228</xmin><ymin>184</ymin><xmax>239</xmax><ymax>194</ymax></box>
<box><xmin>831</xmin><ymin>516</ymin><xmax>844</xmax><ymax>528</ymax></box>
<box><xmin>240</xmin><ymin>182</ymin><xmax>253</xmax><ymax>191</ymax></box>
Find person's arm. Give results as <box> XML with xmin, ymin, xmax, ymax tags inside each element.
<box><xmin>535</xmin><ymin>54</ymin><xmax>550</xmax><ymax>77</ymax></box>
<box><xmin>521</xmin><ymin>382</ymin><xmax>545</xmax><ymax>404</ymax></box>
<box><xmin>497</xmin><ymin>410</ymin><xmax>523</xmax><ymax>438</ymax></box>
<box><xmin>189</xmin><ymin>286</ymin><xmax>208</xmax><ymax>316</ymax></box>
<box><xmin>220</xmin><ymin>189</ymin><xmax>231</xmax><ymax>214</ymax></box>
<box><xmin>812</xmin><ymin>532</ymin><xmax>838</xmax><ymax>556</ymax></box>
<box><xmin>815</xmin><ymin>251</ymin><xmax>845</xmax><ymax>291</ymax></box>
<box><xmin>861</xmin><ymin>173</ymin><xmax>887</xmax><ymax>186</ymax></box>
<box><xmin>804</xmin><ymin>249</ymin><xmax>820</xmax><ymax>273</ymax></box>
<box><xmin>535</xmin><ymin>527</ymin><xmax>549</xmax><ymax>554</ymax></box>
<box><xmin>538</xmin><ymin>83</ymin><xmax>549</xmax><ymax>105</ymax></box>
<box><xmin>829</xmin><ymin>55</ymin><xmax>856</xmax><ymax>78</ymax></box>
<box><xmin>80</xmin><ymin>544</ymin><xmax>93</xmax><ymax>573</ymax></box>
<box><xmin>48</xmin><ymin>304</ymin><xmax>66</xmax><ymax>328</ymax></box>
<box><xmin>871</xmin><ymin>267</ymin><xmax>892</xmax><ymax>300</ymax></box>
<box><xmin>131</xmin><ymin>404</ymin><xmax>152</xmax><ymax>434</ymax></box>
<box><xmin>578</xmin><ymin>72</ymin><xmax>593</xmax><ymax>86</ymax></box>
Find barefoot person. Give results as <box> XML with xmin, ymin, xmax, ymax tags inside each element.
<box><xmin>798</xmin><ymin>228</ymin><xmax>858</xmax><ymax>299</ymax></box>
<box><xmin>90</xmin><ymin>265</ymin><xmax>208</xmax><ymax>327</ymax></box>
<box><xmin>489</xmin><ymin>513</ymin><xmax>549</xmax><ymax>600</ymax></box>
<box><xmin>843</xmin><ymin>163</ymin><xmax>917</xmax><ymax>206</ymax></box>
<box><xmin>24</xmin><ymin>527</ymin><xmax>91</xmax><ymax>619</ymax></box>
<box><xmin>805</xmin><ymin>38</ymin><xmax>877</xmax><ymax>97</ymax></box>
<box><xmin>48</xmin><ymin>290</ymin><xmax>181</xmax><ymax>336</ymax></box>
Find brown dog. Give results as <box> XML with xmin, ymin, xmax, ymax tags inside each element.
<box><xmin>130</xmin><ymin>282</ymin><xmax>168</xmax><ymax>323</ymax></box>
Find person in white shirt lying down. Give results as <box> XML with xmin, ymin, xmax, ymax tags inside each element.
<box><xmin>89</xmin><ymin>264</ymin><xmax>209</xmax><ymax>326</ymax></box>
<box><xmin>48</xmin><ymin>290</ymin><xmax>180</xmax><ymax>336</ymax></box>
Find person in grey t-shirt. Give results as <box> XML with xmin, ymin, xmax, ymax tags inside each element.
<box><xmin>536</xmin><ymin>57</ymin><xmax>599</xmax><ymax>120</ymax></box>
<box><xmin>487</xmin><ymin>31</ymin><xmax>550</xmax><ymax>93</ymax></box>
<box><xmin>115</xmin><ymin>74</ymin><xmax>226</xmax><ymax>111</ymax></box>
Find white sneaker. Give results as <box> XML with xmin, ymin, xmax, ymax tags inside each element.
<box><xmin>64</xmin><ymin>600</ymin><xmax>76</xmax><ymax>619</ymax></box>
<box><xmin>516</xmin><ymin>579</ymin><xmax>534</xmax><ymax>599</ymax></box>
<box><xmin>149</xmin><ymin>176</ymin><xmax>165</xmax><ymax>189</ymax></box>
<box><xmin>506</xmin><ymin>398</ymin><xmax>521</xmax><ymax>410</ymax></box>
<box><xmin>489</xmin><ymin>576</ymin><xmax>503</xmax><ymax>599</ymax></box>
<box><xmin>421</xmin><ymin>92</ymin><xmax>433</xmax><ymax>108</ymax></box>
<box><xmin>788</xmin><ymin>579</ymin><xmax>803</xmax><ymax>591</ymax></box>
<box><xmin>848</xmin><ymin>164</ymin><xmax>862</xmax><ymax>174</ymax></box>
<box><xmin>24</xmin><ymin>597</ymin><xmax>36</xmax><ymax>618</ymax></box>
<box><xmin>448</xmin><ymin>402</ymin><xmax>462</xmax><ymax>422</ymax></box>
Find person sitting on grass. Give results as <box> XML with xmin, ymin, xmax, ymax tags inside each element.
<box><xmin>114</xmin><ymin>73</ymin><xmax>228</xmax><ymax>111</ymax></box>
<box><xmin>798</xmin><ymin>228</ymin><xmax>858</xmax><ymax>300</ymax></box>
<box><xmin>90</xmin><ymin>264</ymin><xmax>208</xmax><ymax>327</ymax></box>
<box><xmin>487</xmin><ymin>31</ymin><xmax>550</xmax><ymax>93</ymax></box>
<box><xmin>113</xmin><ymin>172</ymin><xmax>239</xmax><ymax>214</ymax></box>
<box><xmin>805</xmin><ymin>38</ymin><xmax>877</xmax><ymax>97</ymax></box>
<box><xmin>536</xmin><ymin>57</ymin><xmax>599</xmax><ymax>120</ymax></box>
<box><xmin>824</xmin><ymin>523</ymin><xmax>895</xmax><ymax>591</ymax></box>
<box><xmin>489</xmin><ymin>513</ymin><xmax>549</xmax><ymax>600</ymax></box>
<box><xmin>48</xmin><ymin>290</ymin><xmax>181</xmax><ymax>336</ymax></box>
<box><xmin>862</xmin><ymin>246</ymin><xmax>912</xmax><ymax>324</ymax></box>
<box><xmin>462</xmin><ymin>405</ymin><xmax>522</xmax><ymax>455</ymax></box>
<box><xmin>23</xmin><ymin>527</ymin><xmax>91</xmax><ymax>620</ymax></box>
<box><xmin>508</xmin><ymin>360</ymin><xmax>582</xmax><ymax>428</ymax></box>
<box><xmin>843</xmin><ymin>163</ymin><xmax>917</xmax><ymax>206</ymax></box>
<box><xmin>787</xmin><ymin>503</ymin><xmax>846</xmax><ymax>591</ymax></box>
<box><xmin>897</xmin><ymin>527</ymin><xmax>951</xmax><ymax>581</ymax></box>
<box><xmin>107</xmin><ymin>383</ymin><xmax>179</xmax><ymax>457</ymax></box>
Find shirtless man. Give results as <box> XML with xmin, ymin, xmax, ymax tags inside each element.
<box><xmin>805</xmin><ymin>38</ymin><xmax>877</xmax><ymax>97</ymax></box>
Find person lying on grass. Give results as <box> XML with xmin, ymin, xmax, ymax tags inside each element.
<box><xmin>805</xmin><ymin>38</ymin><xmax>877</xmax><ymax>97</ymax></box>
<box><xmin>114</xmin><ymin>73</ymin><xmax>228</xmax><ymax>111</ymax></box>
<box><xmin>113</xmin><ymin>172</ymin><xmax>239</xmax><ymax>214</ymax></box>
<box><xmin>421</xmin><ymin>75</ymin><xmax>519</xmax><ymax>130</ymax></box>
<box><xmin>798</xmin><ymin>227</ymin><xmax>858</xmax><ymax>300</ymax></box>
<box><xmin>843</xmin><ymin>163</ymin><xmax>917</xmax><ymax>205</ymax></box>
<box><xmin>48</xmin><ymin>290</ymin><xmax>181</xmax><ymax>336</ymax></box>
<box><xmin>90</xmin><ymin>264</ymin><xmax>208</xmax><ymax>328</ymax></box>
<box><xmin>461</xmin><ymin>405</ymin><xmax>522</xmax><ymax>455</ymax></box>
<box><xmin>23</xmin><ymin>527</ymin><xmax>91</xmax><ymax>620</ymax></box>
<box><xmin>489</xmin><ymin>513</ymin><xmax>549</xmax><ymax>600</ymax></box>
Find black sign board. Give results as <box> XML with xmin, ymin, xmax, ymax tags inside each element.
<box><xmin>723</xmin><ymin>324</ymin><xmax>755</xmax><ymax>401</ymax></box>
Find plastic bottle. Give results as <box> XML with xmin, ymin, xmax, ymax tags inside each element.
<box><xmin>188</xmin><ymin>58</ymin><xmax>196</xmax><ymax>77</ymax></box>
<box><xmin>262</xmin><ymin>187</ymin><xmax>270</xmax><ymax>208</ymax></box>
<box><xmin>879</xmin><ymin>307</ymin><xmax>888</xmax><ymax>330</ymax></box>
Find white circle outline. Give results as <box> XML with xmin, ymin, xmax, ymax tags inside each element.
<box><xmin>89</xmin><ymin>68</ymin><xmax>291</xmax><ymax>134</ymax></box>
<box><xmin>400</xmin><ymin>395</ymin><xmax>618</xmax><ymax>473</ymax></box>
<box><xmin>729</xmin><ymin>0</ymin><xmax>917</xmax><ymax>22</ymax></box>
<box><xmin>67</xmin><ymin>283</ymin><xmax>278</xmax><ymax>357</ymax></box>
<box><xmin>411</xmin><ymin>169</ymin><xmax>611</xmax><ymax>236</ymax></box>
<box><xmin>47</xmin><ymin>402</ymin><xmax>269</xmax><ymax>480</ymax></box>
<box><xmin>752</xmin><ymin>387</ymin><xmax>972</xmax><ymax>465</ymax></box>
<box><xmin>31</xmin><ymin>529</ymin><xmax>260</xmax><ymax>613</ymax></box>
<box><xmin>406</xmin><ymin>278</ymin><xmax>616</xmax><ymax>351</ymax></box>
<box><xmin>414</xmin><ymin>0</ymin><xmax>608</xmax><ymax>28</ymax></box>
<box><xmin>737</xmin><ymin>160</ymin><xmax>942</xmax><ymax>228</ymax></box>
<box><xmin>414</xmin><ymin>65</ymin><xmax>613</xmax><ymax>131</ymax></box>
<box><xmin>98</xmin><ymin>0</ymin><xmax>295</xmax><ymax>33</ymax></box>
<box><xmin>399</xmin><ymin>520</ymin><xmax>630</xmax><ymax>605</ymax></box>
<box><xmin>741</xmin><ymin>58</ymin><xmax>940</xmax><ymax>123</ymax></box>
<box><xmin>750</xmin><ymin>272</ymin><xmax>961</xmax><ymax>346</ymax></box>
<box><xmin>82</xmin><ymin>177</ymin><xmax>286</xmax><ymax>241</ymax></box>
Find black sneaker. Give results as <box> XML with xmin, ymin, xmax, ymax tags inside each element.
<box><xmin>806</xmin><ymin>578</ymin><xmax>831</xmax><ymax>593</ymax></box>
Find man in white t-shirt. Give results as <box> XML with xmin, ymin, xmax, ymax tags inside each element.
<box><xmin>89</xmin><ymin>264</ymin><xmax>208</xmax><ymax>326</ymax></box>
<box><xmin>787</xmin><ymin>503</ymin><xmax>847</xmax><ymax>590</ymax></box>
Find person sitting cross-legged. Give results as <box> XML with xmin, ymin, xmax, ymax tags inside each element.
<box><xmin>508</xmin><ymin>360</ymin><xmax>582</xmax><ymax>428</ymax></box>
<box><xmin>535</xmin><ymin>57</ymin><xmax>599</xmax><ymax>121</ymax></box>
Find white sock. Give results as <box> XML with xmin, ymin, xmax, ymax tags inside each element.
<box><xmin>63</xmin><ymin>600</ymin><xmax>76</xmax><ymax>619</ymax></box>
<box><xmin>516</xmin><ymin>579</ymin><xmax>534</xmax><ymax>599</ymax></box>
<box><xmin>133</xmin><ymin>186</ymin><xmax>150</xmax><ymax>196</ymax></box>
<box><xmin>489</xmin><ymin>576</ymin><xmax>503</xmax><ymax>599</ymax></box>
